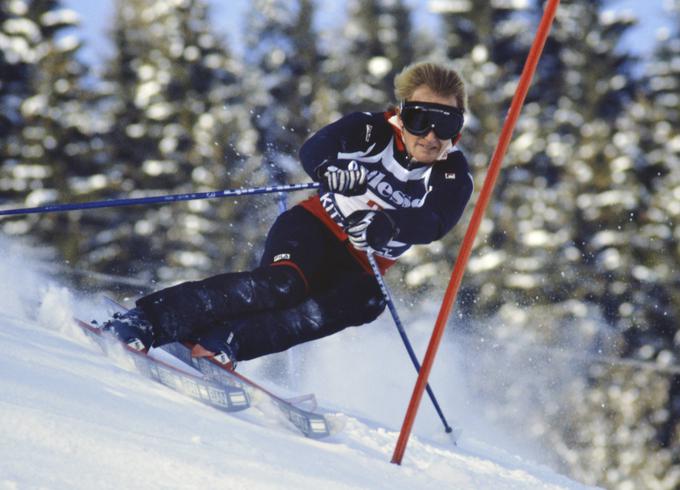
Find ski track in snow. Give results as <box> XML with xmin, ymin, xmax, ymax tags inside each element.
<box><xmin>0</xmin><ymin>243</ymin><xmax>600</xmax><ymax>490</ymax></box>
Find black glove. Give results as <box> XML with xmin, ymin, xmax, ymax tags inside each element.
<box><xmin>319</xmin><ymin>160</ymin><xmax>368</xmax><ymax>196</ymax></box>
<box><xmin>346</xmin><ymin>210</ymin><xmax>398</xmax><ymax>251</ymax></box>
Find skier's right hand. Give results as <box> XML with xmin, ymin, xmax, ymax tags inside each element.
<box><xmin>321</xmin><ymin>160</ymin><xmax>368</xmax><ymax>196</ymax></box>
<box><xmin>345</xmin><ymin>209</ymin><xmax>397</xmax><ymax>251</ymax></box>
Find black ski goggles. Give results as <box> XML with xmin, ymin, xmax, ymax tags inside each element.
<box><xmin>400</xmin><ymin>101</ymin><xmax>464</xmax><ymax>140</ymax></box>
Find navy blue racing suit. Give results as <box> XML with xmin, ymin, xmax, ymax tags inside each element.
<box><xmin>136</xmin><ymin>110</ymin><xmax>473</xmax><ymax>362</ymax></box>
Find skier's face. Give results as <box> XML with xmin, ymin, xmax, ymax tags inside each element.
<box><xmin>398</xmin><ymin>86</ymin><xmax>459</xmax><ymax>164</ymax></box>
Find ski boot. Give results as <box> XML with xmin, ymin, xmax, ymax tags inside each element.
<box><xmin>101</xmin><ymin>307</ymin><xmax>155</xmax><ymax>352</ymax></box>
<box><xmin>192</xmin><ymin>324</ymin><xmax>239</xmax><ymax>369</ymax></box>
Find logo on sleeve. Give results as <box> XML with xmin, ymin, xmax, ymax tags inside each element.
<box><xmin>365</xmin><ymin>124</ymin><xmax>373</xmax><ymax>142</ymax></box>
<box><xmin>445</xmin><ymin>172</ymin><xmax>456</xmax><ymax>180</ymax></box>
<box><xmin>273</xmin><ymin>253</ymin><xmax>291</xmax><ymax>262</ymax></box>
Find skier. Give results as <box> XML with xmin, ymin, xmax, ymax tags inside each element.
<box><xmin>102</xmin><ymin>61</ymin><xmax>474</xmax><ymax>366</ymax></box>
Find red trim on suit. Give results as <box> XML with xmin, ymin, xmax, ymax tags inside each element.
<box><xmin>270</xmin><ymin>260</ymin><xmax>310</xmax><ymax>293</ymax></box>
<box><xmin>298</xmin><ymin>195</ymin><xmax>395</xmax><ymax>275</ymax></box>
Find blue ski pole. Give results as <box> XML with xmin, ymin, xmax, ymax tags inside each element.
<box><xmin>366</xmin><ymin>251</ymin><xmax>454</xmax><ymax>435</ymax></box>
<box><xmin>0</xmin><ymin>182</ymin><xmax>321</xmax><ymax>217</ymax></box>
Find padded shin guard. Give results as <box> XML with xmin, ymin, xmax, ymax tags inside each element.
<box><xmin>136</xmin><ymin>265</ymin><xmax>306</xmax><ymax>345</ymax></box>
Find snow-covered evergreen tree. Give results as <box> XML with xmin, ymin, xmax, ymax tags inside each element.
<box><xmin>636</xmin><ymin>0</ymin><xmax>680</xmax><ymax>339</ymax></box>
<box><xmin>421</xmin><ymin>2</ymin><xmax>680</xmax><ymax>487</ymax></box>
<box><xmin>460</xmin><ymin>2</ymin><xmax>679</xmax><ymax>488</ymax></box>
<box><xmin>474</xmin><ymin>0</ymin><xmax>637</xmax><ymax>317</ymax></box>
<box><xmin>96</xmin><ymin>0</ymin><xmax>254</xmax><ymax>282</ymax></box>
<box><xmin>527</xmin><ymin>4</ymin><xmax>679</xmax><ymax>487</ymax></box>
<box><xmin>0</xmin><ymin>0</ymin><xmax>29</xmax><ymax>171</ymax></box>
<box><xmin>0</xmin><ymin>0</ymin><xmax>99</xmax><ymax>262</ymax></box>
<box><xmin>576</xmin><ymin>2</ymin><xmax>680</xmax><ymax>487</ymax></box>
<box><xmin>243</xmin><ymin>0</ymin><xmax>324</xmax><ymax>189</ymax></box>
<box><xmin>325</xmin><ymin>0</ymin><xmax>418</xmax><ymax>114</ymax></box>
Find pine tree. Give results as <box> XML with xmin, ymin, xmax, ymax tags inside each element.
<box><xmin>96</xmin><ymin>0</ymin><xmax>254</xmax><ymax>283</ymax></box>
<box><xmin>325</xmin><ymin>0</ymin><xmax>418</xmax><ymax>114</ymax></box>
<box><xmin>243</xmin><ymin>0</ymin><xmax>324</xmax><ymax>192</ymax></box>
<box><xmin>454</xmin><ymin>0</ymin><xmax>639</xmax><ymax>321</ymax></box>
<box><xmin>529</xmin><ymin>6</ymin><xmax>674</xmax><ymax>488</ymax></box>
<box><xmin>593</xmin><ymin>2</ymin><xmax>680</xmax><ymax>486</ymax></box>
<box><xmin>636</xmin><ymin>0</ymin><xmax>680</xmax><ymax>341</ymax></box>
<box><xmin>0</xmin><ymin>0</ymin><xmax>29</xmax><ymax>168</ymax></box>
<box><xmin>0</xmin><ymin>0</ymin><xmax>99</xmax><ymax>263</ymax></box>
<box><xmin>425</xmin><ymin>1</ymin><xmax>680</xmax><ymax>486</ymax></box>
<box><xmin>467</xmin><ymin>1</ymin><xmax>679</xmax><ymax>487</ymax></box>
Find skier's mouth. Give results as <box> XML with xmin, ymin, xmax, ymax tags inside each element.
<box><xmin>416</xmin><ymin>142</ymin><xmax>439</xmax><ymax>153</ymax></box>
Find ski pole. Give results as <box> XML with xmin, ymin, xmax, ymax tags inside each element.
<box><xmin>366</xmin><ymin>251</ymin><xmax>454</xmax><ymax>435</ymax></box>
<box><xmin>0</xmin><ymin>182</ymin><xmax>321</xmax><ymax>217</ymax></box>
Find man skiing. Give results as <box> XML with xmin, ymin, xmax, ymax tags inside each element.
<box><xmin>102</xmin><ymin>61</ymin><xmax>474</xmax><ymax>367</ymax></box>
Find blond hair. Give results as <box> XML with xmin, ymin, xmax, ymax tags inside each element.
<box><xmin>394</xmin><ymin>62</ymin><xmax>467</xmax><ymax>112</ymax></box>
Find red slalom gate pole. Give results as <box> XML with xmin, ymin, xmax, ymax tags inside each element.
<box><xmin>391</xmin><ymin>0</ymin><xmax>561</xmax><ymax>465</ymax></box>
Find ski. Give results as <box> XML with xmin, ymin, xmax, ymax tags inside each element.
<box><xmin>160</xmin><ymin>341</ymin><xmax>332</xmax><ymax>439</ymax></box>
<box><xmin>101</xmin><ymin>296</ymin><xmax>332</xmax><ymax>439</ymax></box>
<box><xmin>73</xmin><ymin>318</ymin><xmax>250</xmax><ymax>413</ymax></box>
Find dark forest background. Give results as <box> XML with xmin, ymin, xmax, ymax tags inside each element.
<box><xmin>1</xmin><ymin>0</ymin><xmax>679</xmax><ymax>487</ymax></box>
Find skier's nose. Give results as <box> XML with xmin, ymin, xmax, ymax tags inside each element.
<box><xmin>422</xmin><ymin>128</ymin><xmax>438</xmax><ymax>141</ymax></box>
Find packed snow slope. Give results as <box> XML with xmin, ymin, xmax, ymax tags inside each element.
<box><xmin>0</xmin><ymin>242</ymin><xmax>598</xmax><ymax>489</ymax></box>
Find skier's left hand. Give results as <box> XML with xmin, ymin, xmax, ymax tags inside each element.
<box><xmin>346</xmin><ymin>210</ymin><xmax>398</xmax><ymax>251</ymax></box>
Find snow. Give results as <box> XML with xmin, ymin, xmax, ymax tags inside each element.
<box><xmin>468</xmin><ymin>250</ymin><xmax>506</xmax><ymax>273</ymax></box>
<box><xmin>0</xmin><ymin>239</ymin><xmax>599</xmax><ymax>489</ymax></box>
<box><xmin>428</xmin><ymin>0</ymin><xmax>473</xmax><ymax>14</ymax></box>
<box><xmin>40</xmin><ymin>9</ymin><xmax>80</xmax><ymax>28</ymax></box>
